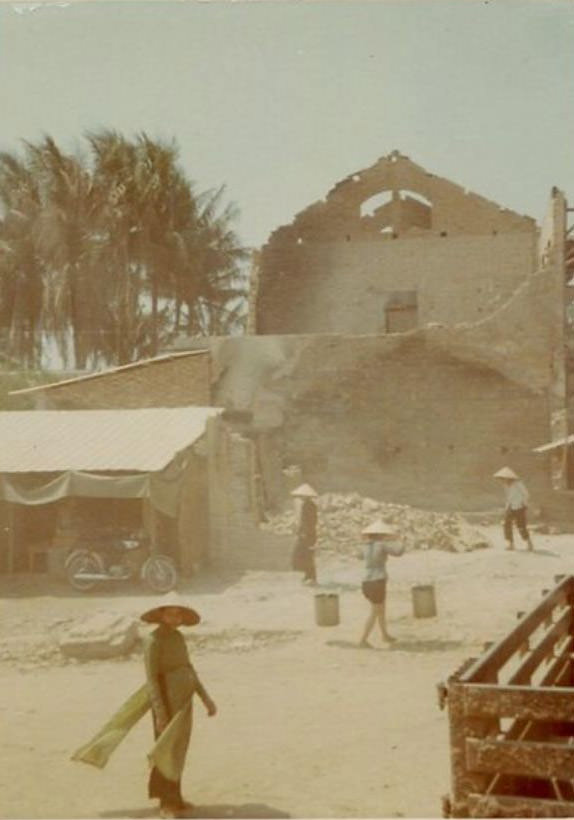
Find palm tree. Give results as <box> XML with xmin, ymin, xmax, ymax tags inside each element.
<box><xmin>0</xmin><ymin>131</ymin><xmax>249</xmax><ymax>367</ymax></box>
<box><xmin>0</xmin><ymin>152</ymin><xmax>45</xmax><ymax>367</ymax></box>
<box><xmin>25</xmin><ymin>136</ymin><xmax>107</xmax><ymax>368</ymax></box>
<box><xmin>178</xmin><ymin>185</ymin><xmax>248</xmax><ymax>336</ymax></box>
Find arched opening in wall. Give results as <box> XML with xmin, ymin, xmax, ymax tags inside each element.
<box><xmin>360</xmin><ymin>191</ymin><xmax>393</xmax><ymax>219</ymax></box>
<box><xmin>396</xmin><ymin>190</ymin><xmax>432</xmax><ymax>231</ymax></box>
<box><xmin>359</xmin><ymin>189</ymin><xmax>433</xmax><ymax>233</ymax></box>
<box><xmin>400</xmin><ymin>190</ymin><xmax>432</xmax><ymax>208</ymax></box>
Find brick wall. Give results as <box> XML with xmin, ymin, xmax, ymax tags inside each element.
<box><xmin>210</xmin><ymin>292</ymin><xmax>556</xmax><ymax>512</ymax></box>
<box><xmin>257</xmin><ymin>232</ymin><xmax>536</xmax><ymax>335</ymax></box>
<box><xmin>36</xmin><ymin>352</ymin><xmax>211</xmax><ymax>409</ymax></box>
<box><xmin>206</xmin><ymin>417</ymin><xmax>291</xmax><ymax>571</ymax></box>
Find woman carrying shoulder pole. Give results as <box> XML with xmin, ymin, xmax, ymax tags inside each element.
<box><xmin>359</xmin><ymin>519</ymin><xmax>405</xmax><ymax>648</ymax></box>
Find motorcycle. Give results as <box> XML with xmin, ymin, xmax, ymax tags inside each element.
<box><xmin>65</xmin><ymin>530</ymin><xmax>178</xmax><ymax>593</ymax></box>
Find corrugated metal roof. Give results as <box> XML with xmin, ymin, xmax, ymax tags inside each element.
<box><xmin>10</xmin><ymin>350</ymin><xmax>209</xmax><ymax>396</ymax></box>
<box><xmin>0</xmin><ymin>407</ymin><xmax>222</xmax><ymax>473</ymax></box>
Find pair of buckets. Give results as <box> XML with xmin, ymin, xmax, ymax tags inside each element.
<box><xmin>313</xmin><ymin>584</ymin><xmax>437</xmax><ymax>626</ymax></box>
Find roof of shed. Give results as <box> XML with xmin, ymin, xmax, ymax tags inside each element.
<box><xmin>0</xmin><ymin>406</ymin><xmax>221</xmax><ymax>473</ymax></box>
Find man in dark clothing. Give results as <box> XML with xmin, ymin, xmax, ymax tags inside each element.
<box><xmin>290</xmin><ymin>483</ymin><xmax>319</xmax><ymax>584</ymax></box>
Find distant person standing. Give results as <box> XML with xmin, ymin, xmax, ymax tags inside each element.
<box><xmin>494</xmin><ymin>466</ymin><xmax>534</xmax><ymax>552</ymax></box>
<box><xmin>290</xmin><ymin>483</ymin><xmax>319</xmax><ymax>585</ymax></box>
<box><xmin>359</xmin><ymin>519</ymin><xmax>405</xmax><ymax>648</ymax></box>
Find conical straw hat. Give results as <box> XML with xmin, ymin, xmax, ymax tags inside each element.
<box><xmin>291</xmin><ymin>483</ymin><xmax>318</xmax><ymax>498</ymax></box>
<box><xmin>493</xmin><ymin>466</ymin><xmax>519</xmax><ymax>480</ymax></box>
<box><xmin>361</xmin><ymin>519</ymin><xmax>395</xmax><ymax>536</ymax></box>
<box><xmin>140</xmin><ymin>591</ymin><xmax>201</xmax><ymax>626</ymax></box>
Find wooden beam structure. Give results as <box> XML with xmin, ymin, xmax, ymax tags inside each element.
<box><xmin>442</xmin><ymin>576</ymin><xmax>574</xmax><ymax>817</ymax></box>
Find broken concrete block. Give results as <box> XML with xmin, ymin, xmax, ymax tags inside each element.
<box><xmin>58</xmin><ymin>612</ymin><xmax>140</xmax><ymax>660</ymax></box>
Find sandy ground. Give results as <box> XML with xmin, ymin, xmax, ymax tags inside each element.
<box><xmin>1</xmin><ymin>525</ymin><xmax>573</xmax><ymax>819</ymax></box>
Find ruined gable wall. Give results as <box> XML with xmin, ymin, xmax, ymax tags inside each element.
<box><xmin>254</xmin><ymin>153</ymin><xmax>537</xmax><ymax>335</ymax></box>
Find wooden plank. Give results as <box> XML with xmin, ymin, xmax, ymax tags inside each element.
<box><xmin>507</xmin><ymin>609</ymin><xmax>573</xmax><ymax>686</ymax></box>
<box><xmin>463</xmin><ymin>682</ymin><xmax>574</xmax><ymax>722</ymax></box>
<box><xmin>466</xmin><ymin>737</ymin><xmax>574</xmax><ymax>781</ymax></box>
<box><xmin>7</xmin><ymin>503</ymin><xmax>15</xmax><ymax>574</ymax></box>
<box><xmin>459</xmin><ymin>578</ymin><xmax>572</xmax><ymax>683</ymax></box>
<box><xmin>540</xmin><ymin>638</ymin><xmax>574</xmax><ymax>687</ymax></box>
<box><xmin>468</xmin><ymin>792</ymin><xmax>574</xmax><ymax>818</ymax></box>
<box><xmin>447</xmin><ymin>682</ymin><xmax>490</xmax><ymax>818</ymax></box>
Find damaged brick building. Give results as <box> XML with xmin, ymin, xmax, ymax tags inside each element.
<box><xmin>10</xmin><ymin>152</ymin><xmax>573</xmax><ymax>574</ymax></box>
<box><xmin>252</xmin><ymin>150</ymin><xmax>538</xmax><ymax>336</ymax></box>
<box><xmin>231</xmin><ymin>151</ymin><xmax>569</xmax><ymax>514</ymax></box>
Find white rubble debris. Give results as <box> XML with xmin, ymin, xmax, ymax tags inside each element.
<box><xmin>261</xmin><ymin>492</ymin><xmax>491</xmax><ymax>554</ymax></box>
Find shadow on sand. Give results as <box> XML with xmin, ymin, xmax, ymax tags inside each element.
<box><xmin>99</xmin><ymin>803</ymin><xmax>290</xmax><ymax>819</ymax></box>
<box><xmin>325</xmin><ymin>638</ymin><xmax>461</xmax><ymax>653</ymax></box>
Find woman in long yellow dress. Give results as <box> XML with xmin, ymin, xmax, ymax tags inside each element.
<box><xmin>142</xmin><ymin>595</ymin><xmax>217</xmax><ymax>818</ymax></box>
<box><xmin>72</xmin><ymin>593</ymin><xmax>216</xmax><ymax>819</ymax></box>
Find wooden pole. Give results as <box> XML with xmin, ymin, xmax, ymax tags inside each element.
<box><xmin>7</xmin><ymin>504</ymin><xmax>15</xmax><ymax>574</ymax></box>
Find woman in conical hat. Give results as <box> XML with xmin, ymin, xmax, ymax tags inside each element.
<box><xmin>290</xmin><ymin>483</ymin><xmax>318</xmax><ymax>498</ymax></box>
<box><xmin>141</xmin><ymin>592</ymin><xmax>217</xmax><ymax>818</ymax></box>
<box><xmin>359</xmin><ymin>519</ymin><xmax>405</xmax><ymax>648</ymax></box>
<box><xmin>493</xmin><ymin>466</ymin><xmax>519</xmax><ymax>481</ymax></box>
<box><xmin>290</xmin><ymin>483</ymin><xmax>319</xmax><ymax>584</ymax></box>
<box><xmin>140</xmin><ymin>591</ymin><xmax>201</xmax><ymax>626</ymax></box>
<box><xmin>493</xmin><ymin>467</ymin><xmax>534</xmax><ymax>552</ymax></box>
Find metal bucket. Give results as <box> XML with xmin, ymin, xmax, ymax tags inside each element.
<box><xmin>314</xmin><ymin>593</ymin><xmax>340</xmax><ymax>626</ymax></box>
<box><xmin>412</xmin><ymin>584</ymin><xmax>437</xmax><ymax>618</ymax></box>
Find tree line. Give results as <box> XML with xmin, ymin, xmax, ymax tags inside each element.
<box><xmin>0</xmin><ymin>131</ymin><xmax>248</xmax><ymax>369</ymax></box>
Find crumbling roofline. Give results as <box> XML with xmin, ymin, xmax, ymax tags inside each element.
<box><xmin>9</xmin><ymin>349</ymin><xmax>210</xmax><ymax>396</ymax></box>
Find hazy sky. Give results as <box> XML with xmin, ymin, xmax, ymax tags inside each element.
<box><xmin>1</xmin><ymin>0</ymin><xmax>573</xmax><ymax>247</ymax></box>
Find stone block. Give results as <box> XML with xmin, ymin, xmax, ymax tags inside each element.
<box><xmin>58</xmin><ymin>612</ymin><xmax>140</xmax><ymax>660</ymax></box>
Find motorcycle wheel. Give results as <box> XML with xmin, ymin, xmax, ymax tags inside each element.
<box><xmin>141</xmin><ymin>555</ymin><xmax>178</xmax><ymax>593</ymax></box>
<box><xmin>64</xmin><ymin>548</ymin><xmax>91</xmax><ymax>570</ymax></box>
<box><xmin>66</xmin><ymin>551</ymin><xmax>104</xmax><ymax>592</ymax></box>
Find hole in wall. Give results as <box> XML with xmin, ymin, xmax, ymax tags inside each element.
<box><xmin>400</xmin><ymin>190</ymin><xmax>432</xmax><ymax>208</ymax></box>
<box><xmin>360</xmin><ymin>191</ymin><xmax>393</xmax><ymax>218</ymax></box>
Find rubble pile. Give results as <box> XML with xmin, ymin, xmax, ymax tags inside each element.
<box><xmin>262</xmin><ymin>492</ymin><xmax>491</xmax><ymax>554</ymax></box>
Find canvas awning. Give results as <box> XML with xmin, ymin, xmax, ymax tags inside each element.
<box><xmin>533</xmin><ymin>434</ymin><xmax>574</xmax><ymax>454</ymax></box>
<box><xmin>0</xmin><ymin>407</ymin><xmax>222</xmax><ymax>516</ymax></box>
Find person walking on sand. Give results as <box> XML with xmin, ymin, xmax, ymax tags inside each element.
<box><xmin>359</xmin><ymin>519</ymin><xmax>405</xmax><ymax>648</ymax></box>
<box><xmin>291</xmin><ymin>483</ymin><xmax>319</xmax><ymax>585</ymax></box>
<box><xmin>493</xmin><ymin>466</ymin><xmax>534</xmax><ymax>552</ymax></box>
<box><xmin>143</xmin><ymin>593</ymin><xmax>217</xmax><ymax>818</ymax></box>
<box><xmin>72</xmin><ymin>591</ymin><xmax>217</xmax><ymax>820</ymax></box>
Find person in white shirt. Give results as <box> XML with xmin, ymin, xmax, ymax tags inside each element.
<box><xmin>359</xmin><ymin>519</ymin><xmax>405</xmax><ymax>648</ymax></box>
<box><xmin>493</xmin><ymin>466</ymin><xmax>534</xmax><ymax>552</ymax></box>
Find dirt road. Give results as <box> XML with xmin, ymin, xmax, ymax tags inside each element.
<box><xmin>1</xmin><ymin>525</ymin><xmax>572</xmax><ymax>819</ymax></box>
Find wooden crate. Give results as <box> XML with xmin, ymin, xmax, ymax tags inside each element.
<box><xmin>440</xmin><ymin>574</ymin><xmax>574</xmax><ymax>818</ymax></box>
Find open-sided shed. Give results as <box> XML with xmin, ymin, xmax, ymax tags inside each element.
<box><xmin>0</xmin><ymin>406</ymin><xmax>222</xmax><ymax>576</ymax></box>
